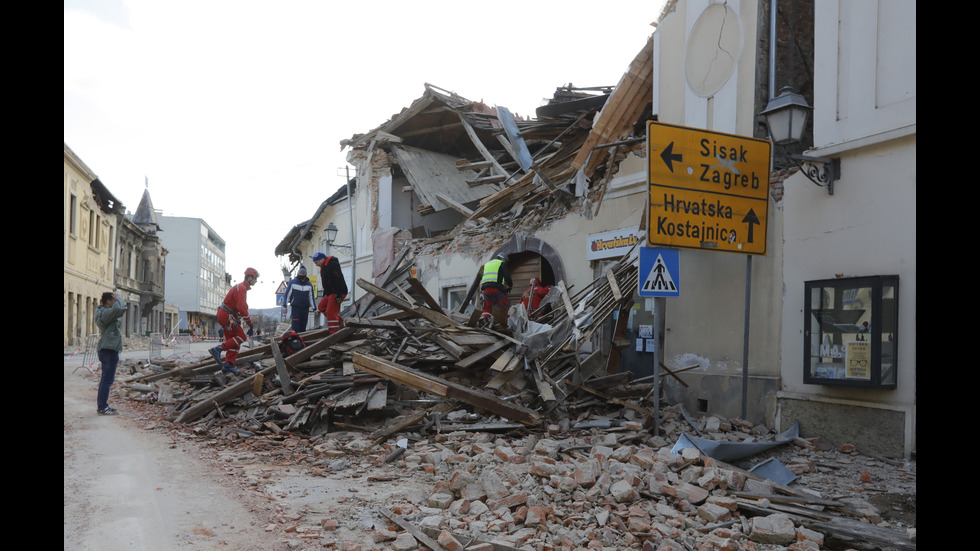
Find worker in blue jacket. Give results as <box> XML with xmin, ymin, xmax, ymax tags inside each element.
<box><xmin>285</xmin><ymin>266</ymin><xmax>316</xmax><ymax>333</ymax></box>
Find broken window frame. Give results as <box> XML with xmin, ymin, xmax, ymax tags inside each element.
<box><xmin>441</xmin><ymin>284</ymin><xmax>468</xmax><ymax>312</ymax></box>
<box><xmin>803</xmin><ymin>275</ymin><xmax>898</xmax><ymax>388</ymax></box>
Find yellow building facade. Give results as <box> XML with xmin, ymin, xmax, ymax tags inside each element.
<box><xmin>64</xmin><ymin>143</ymin><xmax>123</xmax><ymax>348</ymax></box>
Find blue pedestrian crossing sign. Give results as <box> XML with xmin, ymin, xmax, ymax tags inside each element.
<box><xmin>639</xmin><ymin>247</ymin><xmax>680</xmax><ymax>297</ymax></box>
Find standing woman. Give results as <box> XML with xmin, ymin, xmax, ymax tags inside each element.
<box><xmin>95</xmin><ymin>290</ymin><xmax>126</xmax><ymax>415</ymax></box>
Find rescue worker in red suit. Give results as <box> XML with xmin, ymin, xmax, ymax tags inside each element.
<box><xmin>209</xmin><ymin>267</ymin><xmax>258</xmax><ymax>374</ymax></box>
<box><xmin>313</xmin><ymin>252</ymin><xmax>348</xmax><ymax>334</ymax></box>
<box><xmin>519</xmin><ymin>277</ymin><xmax>552</xmax><ymax>319</ymax></box>
<box><xmin>479</xmin><ymin>253</ymin><xmax>513</xmax><ymax>327</ymax></box>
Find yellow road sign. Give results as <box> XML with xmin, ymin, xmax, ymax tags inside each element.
<box><xmin>647</xmin><ymin>121</ymin><xmax>772</xmax><ymax>255</ymax></box>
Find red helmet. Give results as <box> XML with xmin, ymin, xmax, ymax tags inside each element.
<box><xmin>244</xmin><ymin>267</ymin><xmax>259</xmax><ymax>278</ymax></box>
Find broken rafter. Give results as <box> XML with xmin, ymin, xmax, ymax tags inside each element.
<box><xmin>571</xmin><ymin>35</ymin><xmax>653</xmax><ymax>175</ymax></box>
<box><xmin>352</xmin><ymin>352</ymin><xmax>540</xmax><ymax>426</ymax></box>
<box><xmin>356</xmin><ymin>278</ymin><xmax>458</xmax><ymax>328</ymax></box>
<box><xmin>457</xmin><ymin>112</ymin><xmax>510</xmax><ymax>180</ymax></box>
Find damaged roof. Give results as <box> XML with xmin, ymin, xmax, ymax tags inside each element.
<box><xmin>338</xmin><ymin>40</ymin><xmax>654</xmax><ymax>234</ymax></box>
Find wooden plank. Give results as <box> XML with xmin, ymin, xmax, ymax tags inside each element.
<box><xmin>344</xmin><ymin>318</ymin><xmax>403</xmax><ymax>330</ymax></box>
<box><xmin>465</xmin><ymin>175</ymin><xmax>507</xmax><ymax>186</ymax></box>
<box><xmin>393</xmin><ymin>281</ymin><xmax>416</xmax><ymax>305</ymax></box>
<box><xmin>369</xmin><ymin>401</ymin><xmax>453</xmax><ymax>449</ymax></box>
<box><xmin>353</xmin><ymin>353</ymin><xmax>449</xmax><ymax>396</ymax></box>
<box><xmin>380</xmin><ymin>508</ymin><xmax>448</xmax><ymax>551</ymax></box>
<box><xmin>455</xmin><ymin>337</ymin><xmax>510</xmax><ymax>369</ymax></box>
<box><xmin>270</xmin><ymin>338</ymin><xmax>294</xmax><ymax>395</ymax></box>
<box><xmin>556</xmin><ymin>280</ymin><xmax>576</xmax><ymax>319</ymax></box>
<box><xmin>430</xmin><ymin>333</ymin><xmax>468</xmax><ymax>360</ymax></box>
<box><xmin>435</xmin><ymin>192</ymin><xmax>475</xmax><ymax>217</ymax></box>
<box><xmin>485</xmin><ymin>366</ymin><xmax>523</xmax><ymax>390</ymax></box>
<box><xmin>354</xmin><ymin>353</ymin><xmax>539</xmax><ymax>425</ymax></box>
<box><xmin>357</xmin><ymin>278</ymin><xmax>458</xmax><ymax>328</ymax></box>
<box><xmin>442</xmin><ymin>332</ymin><xmax>500</xmax><ymax>347</ymax></box>
<box><xmin>501</xmin><ymin>353</ymin><xmax>523</xmax><ymax>373</ymax></box>
<box><xmin>533</xmin><ymin>369</ymin><xmax>557</xmax><ymax>401</ymax></box>
<box><xmin>174</xmin><ymin>367</ymin><xmax>276</xmax><ymax>424</ymax></box>
<box><xmin>356</xmin><ymin>248</ymin><xmax>412</xmax><ymax>317</ymax></box>
<box><xmin>488</xmin><ymin>348</ymin><xmax>515</xmax><ymax>372</ymax></box>
<box><xmin>571</xmin><ymin>36</ymin><xmax>653</xmax><ymax>173</ymax></box>
<box><xmin>406</xmin><ymin>277</ymin><xmax>446</xmax><ymax>314</ymax></box>
<box><xmin>457</xmin><ymin>159</ymin><xmax>493</xmax><ymax>171</ymax></box>
<box><xmin>286</xmin><ymin>326</ymin><xmax>357</xmax><ymax>366</ymax></box>
<box><xmin>458</xmin><ymin>112</ymin><xmax>509</xmax><ymax>178</ymax></box>
<box><xmin>605</xmin><ymin>269</ymin><xmax>623</xmax><ymax>301</ymax></box>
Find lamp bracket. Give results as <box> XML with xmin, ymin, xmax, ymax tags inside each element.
<box><xmin>791</xmin><ymin>154</ymin><xmax>840</xmax><ymax>195</ymax></box>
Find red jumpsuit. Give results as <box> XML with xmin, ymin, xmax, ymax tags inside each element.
<box><xmin>316</xmin><ymin>255</ymin><xmax>348</xmax><ymax>334</ymax></box>
<box><xmin>216</xmin><ymin>280</ymin><xmax>252</xmax><ymax>365</ymax></box>
<box><xmin>520</xmin><ymin>280</ymin><xmax>552</xmax><ymax>318</ymax></box>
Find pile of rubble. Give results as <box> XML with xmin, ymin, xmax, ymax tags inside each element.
<box><xmin>113</xmin><ymin>248</ymin><xmax>914</xmax><ymax>550</ymax></box>
<box><xmin>377</xmin><ymin>424</ymin><xmax>916</xmax><ymax>551</ymax></box>
<box><xmin>119</xmin><ymin>387</ymin><xmax>914</xmax><ymax>551</ymax></box>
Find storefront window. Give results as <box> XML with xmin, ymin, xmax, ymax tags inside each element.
<box><xmin>804</xmin><ymin>276</ymin><xmax>898</xmax><ymax>388</ymax></box>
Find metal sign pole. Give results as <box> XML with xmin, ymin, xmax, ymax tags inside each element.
<box><xmin>652</xmin><ymin>297</ymin><xmax>661</xmax><ymax>436</ymax></box>
<box><xmin>741</xmin><ymin>255</ymin><xmax>752</xmax><ymax>419</ymax></box>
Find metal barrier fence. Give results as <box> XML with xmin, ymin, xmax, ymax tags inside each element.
<box><xmin>148</xmin><ymin>332</ymin><xmax>193</xmax><ymax>362</ymax></box>
<box><xmin>74</xmin><ymin>334</ymin><xmax>100</xmax><ymax>374</ymax></box>
<box><xmin>173</xmin><ymin>334</ymin><xmax>191</xmax><ymax>355</ymax></box>
<box><xmin>149</xmin><ymin>332</ymin><xmax>163</xmax><ymax>362</ymax></box>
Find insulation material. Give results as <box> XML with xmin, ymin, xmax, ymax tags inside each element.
<box><xmin>670</xmin><ymin>421</ymin><xmax>800</xmax><ymax>463</ymax></box>
<box><xmin>372</xmin><ymin>227</ymin><xmax>400</xmax><ymax>280</ymax></box>
<box><xmin>507</xmin><ymin>304</ymin><xmax>573</xmax><ymax>361</ymax></box>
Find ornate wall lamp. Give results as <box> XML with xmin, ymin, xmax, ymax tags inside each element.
<box><xmin>324</xmin><ymin>222</ymin><xmax>352</xmax><ymax>254</ymax></box>
<box><xmin>761</xmin><ymin>87</ymin><xmax>840</xmax><ymax>195</ymax></box>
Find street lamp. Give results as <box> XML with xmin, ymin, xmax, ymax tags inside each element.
<box><xmin>761</xmin><ymin>87</ymin><xmax>811</xmax><ymax>145</ymax></box>
<box><xmin>324</xmin><ymin>222</ymin><xmax>351</xmax><ymax>254</ymax></box>
<box><xmin>761</xmin><ymin>87</ymin><xmax>840</xmax><ymax>195</ymax></box>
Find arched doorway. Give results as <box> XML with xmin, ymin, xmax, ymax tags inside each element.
<box><xmin>493</xmin><ymin>235</ymin><xmax>565</xmax><ymax>307</ymax></box>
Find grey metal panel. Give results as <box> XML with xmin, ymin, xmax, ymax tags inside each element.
<box><xmin>391</xmin><ymin>145</ymin><xmax>501</xmax><ymax>213</ymax></box>
<box><xmin>495</xmin><ymin>106</ymin><xmax>533</xmax><ymax>171</ymax></box>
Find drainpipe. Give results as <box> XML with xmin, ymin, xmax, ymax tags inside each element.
<box><xmin>769</xmin><ymin>0</ymin><xmax>777</xmax><ymax>102</ymax></box>
<box><xmin>346</xmin><ymin>165</ymin><xmax>356</xmax><ymax>292</ymax></box>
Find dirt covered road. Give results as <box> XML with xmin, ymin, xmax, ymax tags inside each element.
<box><xmin>64</xmin><ymin>350</ymin><xmax>287</xmax><ymax>551</ymax></box>
<box><xmin>65</xmin><ymin>342</ymin><xmax>915</xmax><ymax>551</ymax></box>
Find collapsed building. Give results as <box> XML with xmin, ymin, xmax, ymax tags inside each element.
<box><xmin>272</xmin><ymin>0</ymin><xmax>917</xmax><ymax>464</ymax></box>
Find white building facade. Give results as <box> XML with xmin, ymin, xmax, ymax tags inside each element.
<box><xmin>777</xmin><ymin>0</ymin><xmax>916</xmax><ymax>459</ymax></box>
<box><xmin>157</xmin><ymin>216</ymin><xmax>229</xmax><ymax>337</ymax></box>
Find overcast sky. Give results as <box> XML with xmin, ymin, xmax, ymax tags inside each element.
<box><xmin>64</xmin><ymin>0</ymin><xmax>663</xmax><ymax>309</ymax></box>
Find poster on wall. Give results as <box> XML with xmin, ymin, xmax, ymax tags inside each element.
<box><xmin>845</xmin><ymin>341</ymin><xmax>871</xmax><ymax>379</ymax></box>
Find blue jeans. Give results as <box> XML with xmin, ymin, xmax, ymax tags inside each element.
<box><xmin>97</xmin><ymin>349</ymin><xmax>119</xmax><ymax>411</ymax></box>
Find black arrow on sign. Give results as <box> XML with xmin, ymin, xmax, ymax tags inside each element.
<box><xmin>742</xmin><ymin>209</ymin><xmax>760</xmax><ymax>243</ymax></box>
<box><xmin>660</xmin><ymin>142</ymin><xmax>683</xmax><ymax>173</ymax></box>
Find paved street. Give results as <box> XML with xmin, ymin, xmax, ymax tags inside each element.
<box><xmin>63</xmin><ymin>340</ymin><xmax>286</xmax><ymax>551</ymax></box>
